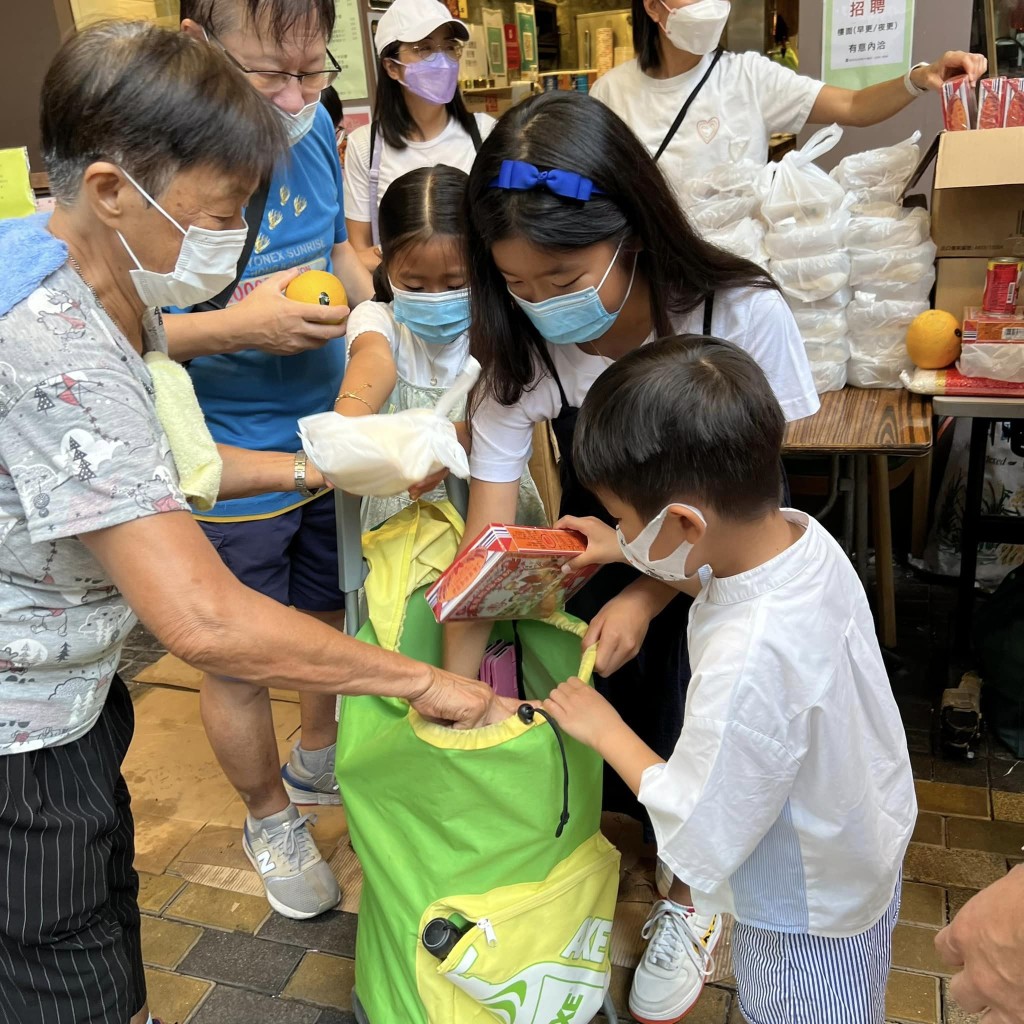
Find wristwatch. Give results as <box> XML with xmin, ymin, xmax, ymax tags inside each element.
<box><xmin>294</xmin><ymin>450</ymin><xmax>315</xmax><ymax>498</ymax></box>
<box><xmin>904</xmin><ymin>62</ymin><xmax>930</xmax><ymax>97</ymax></box>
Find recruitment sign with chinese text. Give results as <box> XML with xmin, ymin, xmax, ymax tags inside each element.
<box><xmin>823</xmin><ymin>0</ymin><xmax>915</xmax><ymax>89</ymax></box>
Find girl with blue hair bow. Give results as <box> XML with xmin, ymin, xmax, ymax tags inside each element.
<box><xmin>444</xmin><ymin>89</ymin><xmax>819</xmax><ymax>1024</ymax></box>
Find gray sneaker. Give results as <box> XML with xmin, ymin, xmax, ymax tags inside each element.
<box><xmin>243</xmin><ymin>806</ymin><xmax>340</xmax><ymax>919</ymax></box>
<box><xmin>281</xmin><ymin>744</ymin><xmax>342</xmax><ymax>806</ymax></box>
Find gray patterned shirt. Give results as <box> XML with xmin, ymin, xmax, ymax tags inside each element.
<box><xmin>0</xmin><ymin>264</ymin><xmax>188</xmax><ymax>754</ymax></box>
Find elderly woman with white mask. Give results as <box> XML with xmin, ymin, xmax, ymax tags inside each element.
<box><xmin>591</xmin><ymin>0</ymin><xmax>987</xmax><ymax>205</ymax></box>
<box><xmin>0</xmin><ymin>22</ymin><xmax>510</xmax><ymax>1024</ymax></box>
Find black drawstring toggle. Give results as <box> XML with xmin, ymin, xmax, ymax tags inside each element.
<box><xmin>518</xmin><ymin>703</ymin><xmax>571</xmax><ymax>838</ymax></box>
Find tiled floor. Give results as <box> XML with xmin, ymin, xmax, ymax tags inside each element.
<box><xmin>121</xmin><ymin>562</ymin><xmax>1021</xmax><ymax>1024</ymax></box>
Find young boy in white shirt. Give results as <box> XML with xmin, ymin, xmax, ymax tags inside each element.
<box><xmin>545</xmin><ymin>334</ymin><xmax>917</xmax><ymax>1024</ymax></box>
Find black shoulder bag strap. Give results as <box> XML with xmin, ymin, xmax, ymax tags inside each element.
<box><xmin>653</xmin><ymin>47</ymin><xmax>725</xmax><ymax>163</ymax></box>
<box><xmin>702</xmin><ymin>292</ymin><xmax>715</xmax><ymax>335</ymax></box>
<box><xmin>189</xmin><ymin>174</ymin><xmax>272</xmax><ymax>313</ymax></box>
<box><xmin>468</xmin><ymin>114</ymin><xmax>483</xmax><ymax>151</ymax></box>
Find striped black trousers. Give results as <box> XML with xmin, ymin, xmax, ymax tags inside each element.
<box><xmin>0</xmin><ymin>675</ymin><xmax>146</xmax><ymax>1024</ymax></box>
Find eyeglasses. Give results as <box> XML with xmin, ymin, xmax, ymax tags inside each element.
<box><xmin>396</xmin><ymin>39</ymin><xmax>464</xmax><ymax>62</ymax></box>
<box><xmin>208</xmin><ymin>32</ymin><xmax>341</xmax><ymax>93</ymax></box>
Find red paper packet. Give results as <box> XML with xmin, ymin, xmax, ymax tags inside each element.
<box><xmin>1005</xmin><ymin>79</ymin><xmax>1024</xmax><ymax>127</ymax></box>
<box><xmin>978</xmin><ymin>77</ymin><xmax>1009</xmax><ymax>129</ymax></box>
<box><xmin>942</xmin><ymin>75</ymin><xmax>977</xmax><ymax>131</ymax></box>
<box><xmin>427</xmin><ymin>524</ymin><xmax>599</xmax><ymax>622</ymax></box>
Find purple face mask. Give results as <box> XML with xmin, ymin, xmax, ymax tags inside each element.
<box><xmin>396</xmin><ymin>51</ymin><xmax>460</xmax><ymax>105</ymax></box>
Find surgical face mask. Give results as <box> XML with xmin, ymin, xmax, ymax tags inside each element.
<box><xmin>509</xmin><ymin>242</ymin><xmax>637</xmax><ymax>346</ymax></box>
<box><xmin>116</xmin><ymin>169</ymin><xmax>248</xmax><ymax>309</ymax></box>
<box><xmin>391</xmin><ymin>284</ymin><xmax>471</xmax><ymax>345</ymax></box>
<box><xmin>660</xmin><ymin>0</ymin><xmax>730</xmax><ymax>55</ymax></box>
<box><xmin>617</xmin><ymin>504</ymin><xmax>707</xmax><ymax>582</ymax></box>
<box><xmin>395</xmin><ymin>52</ymin><xmax>460</xmax><ymax>105</ymax></box>
<box><xmin>279</xmin><ymin>99</ymin><xmax>320</xmax><ymax>145</ymax></box>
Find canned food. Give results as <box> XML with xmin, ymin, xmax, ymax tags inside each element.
<box><xmin>982</xmin><ymin>257</ymin><xmax>1024</xmax><ymax>315</ymax></box>
<box><xmin>542</xmin><ymin>75</ymin><xmax>557</xmax><ymax>91</ymax></box>
<box><xmin>575</xmin><ymin>73</ymin><xmax>589</xmax><ymax>94</ymax></box>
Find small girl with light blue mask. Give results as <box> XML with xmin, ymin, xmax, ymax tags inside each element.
<box><xmin>338</xmin><ymin>164</ymin><xmax>545</xmax><ymax>530</ymax></box>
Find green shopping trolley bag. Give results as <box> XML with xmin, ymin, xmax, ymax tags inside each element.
<box><xmin>333</xmin><ymin>499</ymin><xmax>620</xmax><ymax>1024</ymax></box>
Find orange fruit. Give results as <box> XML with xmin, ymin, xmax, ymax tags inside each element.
<box><xmin>906</xmin><ymin>310</ymin><xmax>962</xmax><ymax>369</ymax></box>
<box><xmin>285</xmin><ymin>270</ymin><xmax>347</xmax><ymax>323</ymax></box>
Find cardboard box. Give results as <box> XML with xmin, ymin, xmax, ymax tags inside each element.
<box><xmin>426</xmin><ymin>524</ymin><xmax>598</xmax><ymax>623</ymax></box>
<box><xmin>931</xmin><ymin>127</ymin><xmax>1024</xmax><ymax>258</ymax></box>
<box><xmin>935</xmin><ymin>258</ymin><xmax>990</xmax><ymax>319</ymax></box>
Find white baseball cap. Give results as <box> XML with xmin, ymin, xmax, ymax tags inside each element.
<box><xmin>374</xmin><ymin>0</ymin><xmax>469</xmax><ymax>56</ymax></box>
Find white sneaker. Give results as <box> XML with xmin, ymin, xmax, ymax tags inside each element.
<box><xmin>655</xmin><ymin>858</ymin><xmax>673</xmax><ymax>898</ymax></box>
<box><xmin>243</xmin><ymin>805</ymin><xmax>340</xmax><ymax>920</ymax></box>
<box><xmin>629</xmin><ymin>900</ymin><xmax>721</xmax><ymax>1024</ymax></box>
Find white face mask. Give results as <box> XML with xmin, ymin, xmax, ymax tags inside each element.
<box><xmin>660</xmin><ymin>0</ymin><xmax>730</xmax><ymax>55</ymax></box>
<box><xmin>116</xmin><ymin>169</ymin><xmax>248</xmax><ymax>309</ymax></box>
<box><xmin>280</xmin><ymin>100</ymin><xmax>319</xmax><ymax>145</ymax></box>
<box><xmin>617</xmin><ymin>504</ymin><xmax>707</xmax><ymax>582</ymax></box>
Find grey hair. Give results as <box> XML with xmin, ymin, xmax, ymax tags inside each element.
<box><xmin>180</xmin><ymin>0</ymin><xmax>336</xmax><ymax>46</ymax></box>
<box><xmin>41</xmin><ymin>19</ymin><xmax>287</xmax><ymax>204</ymax></box>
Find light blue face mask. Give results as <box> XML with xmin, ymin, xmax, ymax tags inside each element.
<box><xmin>508</xmin><ymin>240</ymin><xmax>636</xmax><ymax>346</ymax></box>
<box><xmin>391</xmin><ymin>284</ymin><xmax>471</xmax><ymax>345</ymax></box>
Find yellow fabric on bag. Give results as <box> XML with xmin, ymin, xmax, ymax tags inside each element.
<box><xmin>361</xmin><ymin>499</ymin><xmax>465</xmax><ymax>652</ymax></box>
<box><xmin>416</xmin><ymin>833</ymin><xmax>621</xmax><ymax>1023</ymax></box>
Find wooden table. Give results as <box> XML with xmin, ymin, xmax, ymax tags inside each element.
<box><xmin>932</xmin><ymin>396</ymin><xmax>1024</xmax><ymax>654</ymax></box>
<box><xmin>784</xmin><ymin>387</ymin><xmax>934</xmax><ymax>647</ymax></box>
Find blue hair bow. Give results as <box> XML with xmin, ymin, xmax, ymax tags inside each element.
<box><xmin>488</xmin><ymin>159</ymin><xmax>603</xmax><ymax>201</ymax></box>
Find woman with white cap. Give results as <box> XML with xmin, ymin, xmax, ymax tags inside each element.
<box><xmin>344</xmin><ymin>0</ymin><xmax>494</xmax><ymax>271</ymax></box>
<box><xmin>590</xmin><ymin>0</ymin><xmax>987</xmax><ymax>206</ymax></box>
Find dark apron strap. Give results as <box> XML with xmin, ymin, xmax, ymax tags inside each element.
<box><xmin>468</xmin><ymin>114</ymin><xmax>483</xmax><ymax>151</ymax></box>
<box><xmin>653</xmin><ymin>48</ymin><xmax>725</xmax><ymax>163</ymax></box>
<box><xmin>369</xmin><ymin>121</ymin><xmax>383</xmax><ymax>248</ymax></box>
<box><xmin>188</xmin><ymin>174</ymin><xmax>271</xmax><ymax>313</ymax></box>
<box><xmin>702</xmin><ymin>292</ymin><xmax>715</xmax><ymax>336</ymax></box>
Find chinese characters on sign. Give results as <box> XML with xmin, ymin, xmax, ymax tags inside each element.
<box><xmin>824</xmin><ymin>0</ymin><xmax>914</xmax><ymax>88</ymax></box>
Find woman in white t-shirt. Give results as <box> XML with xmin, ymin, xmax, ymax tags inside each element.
<box><xmin>445</xmin><ymin>90</ymin><xmax>817</xmax><ymax>822</ymax></box>
<box><xmin>339</xmin><ymin>165</ymin><xmax>545</xmax><ymax>530</ymax></box>
<box><xmin>590</xmin><ymin>0</ymin><xmax>987</xmax><ymax>202</ymax></box>
<box><xmin>344</xmin><ymin>0</ymin><xmax>493</xmax><ymax>271</ymax></box>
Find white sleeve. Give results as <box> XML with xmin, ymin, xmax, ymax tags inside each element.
<box><xmin>469</xmin><ymin>379</ymin><xmax>558</xmax><ymax>483</ymax></box>
<box><xmin>740</xmin><ymin>288</ymin><xmax>819</xmax><ymax>423</ymax></box>
<box><xmin>639</xmin><ymin>712</ymin><xmax>802</xmax><ymax>892</ymax></box>
<box><xmin>345</xmin><ymin>299</ymin><xmax>399</xmax><ymax>360</ymax></box>
<box><xmin>589</xmin><ymin>73</ymin><xmax>610</xmax><ymax>103</ymax></box>
<box><xmin>744</xmin><ymin>53</ymin><xmax>825</xmax><ymax>136</ymax></box>
<box><xmin>475</xmin><ymin>113</ymin><xmax>497</xmax><ymax>142</ymax></box>
<box><xmin>342</xmin><ymin>125</ymin><xmax>373</xmax><ymax>224</ymax></box>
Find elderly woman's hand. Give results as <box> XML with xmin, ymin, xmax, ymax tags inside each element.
<box><xmin>409</xmin><ymin>668</ymin><xmax>520</xmax><ymax>729</ymax></box>
<box><xmin>226</xmin><ymin>267</ymin><xmax>350</xmax><ymax>356</ymax></box>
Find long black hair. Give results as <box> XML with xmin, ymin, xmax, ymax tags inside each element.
<box><xmin>374</xmin><ymin>37</ymin><xmax>478</xmax><ymax>150</ymax></box>
<box><xmin>465</xmin><ymin>90</ymin><xmax>776</xmax><ymax>407</ymax></box>
<box><xmin>372</xmin><ymin>164</ymin><xmax>469</xmax><ymax>302</ymax></box>
<box><xmin>632</xmin><ymin>0</ymin><xmax>663</xmax><ymax>72</ymax></box>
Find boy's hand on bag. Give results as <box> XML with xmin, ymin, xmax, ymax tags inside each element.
<box><xmin>935</xmin><ymin>864</ymin><xmax>1024</xmax><ymax>1023</ymax></box>
<box><xmin>543</xmin><ymin>678</ymin><xmax>624</xmax><ymax>753</ymax></box>
<box><xmin>584</xmin><ymin>590</ymin><xmax>655</xmax><ymax>676</ymax></box>
<box><xmin>556</xmin><ymin>516</ymin><xmax>625</xmax><ymax>572</ymax></box>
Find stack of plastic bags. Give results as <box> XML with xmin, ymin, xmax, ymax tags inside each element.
<box><xmin>761</xmin><ymin>125</ymin><xmax>852</xmax><ymax>393</ymax></box>
<box><xmin>679</xmin><ymin>141</ymin><xmax>772</xmax><ymax>265</ymax></box>
<box><xmin>832</xmin><ymin>133</ymin><xmax>936</xmax><ymax>388</ymax></box>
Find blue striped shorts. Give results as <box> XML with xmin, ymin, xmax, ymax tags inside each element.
<box><xmin>731</xmin><ymin>882</ymin><xmax>901</xmax><ymax>1024</ymax></box>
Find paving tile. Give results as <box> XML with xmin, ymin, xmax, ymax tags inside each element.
<box><xmin>946</xmin><ymin>817</ymin><xmax>1024</xmax><ymax>857</ymax></box>
<box><xmin>914</xmin><ymin>780</ymin><xmax>990</xmax><ymax>820</ymax></box>
<box><xmin>140</xmin><ymin>914</ymin><xmax>203</xmax><ymax>969</ymax></box>
<box><xmin>885</xmin><ymin>969</ymin><xmax>940</xmax><ymax>1024</ymax></box>
<box><xmin>171</xmin><ymin>823</ymin><xmax>253</xmax><ymax>874</ymax></box>
<box><xmin>911</xmin><ymin>812</ymin><xmax>944</xmax><ymax>846</ymax></box>
<box><xmin>685</xmin><ymin>984</ymin><xmax>732</xmax><ymax>1023</ymax></box>
<box><xmin>902</xmin><ymin>844</ymin><xmax>1007</xmax><ymax>890</ymax></box>
<box><xmin>942</xmin><ymin>978</ymin><xmax>985</xmax><ymax>1024</ymax></box>
<box><xmin>931</xmin><ymin>757</ymin><xmax>990</xmax><ymax>788</ymax></box>
<box><xmin>314</xmin><ymin>1013</ymin><xmax>359</xmax><ymax>1024</ymax></box>
<box><xmin>137</xmin><ymin>871</ymin><xmax>186</xmax><ymax>914</ymax></box>
<box><xmin>282</xmin><ymin>951</ymin><xmax>356</xmax><ymax>1010</ymax></box>
<box><xmin>134</xmin><ymin>813</ymin><xmax>205</xmax><ymax>875</ymax></box>
<box><xmin>910</xmin><ymin>754</ymin><xmax>934</xmax><ymax>781</ymax></box>
<box><xmin>178</xmin><ymin>929</ymin><xmax>304</xmax><ymax>994</ymax></box>
<box><xmin>946</xmin><ymin>886</ymin><xmax>980</xmax><ymax>922</ymax></box>
<box><xmin>899</xmin><ymin>882</ymin><xmax>946</xmax><ymax>927</ymax></box>
<box><xmin>143</xmin><ymin>967</ymin><xmax>212</xmax><ymax>1022</ymax></box>
<box><xmin>258</xmin><ymin>909</ymin><xmax>358</xmax><ymax>958</ymax></box>
<box><xmin>891</xmin><ymin>923</ymin><xmax>950</xmax><ymax>976</ymax></box>
<box><xmin>993</xmin><ymin>790</ymin><xmax>1024</xmax><ymax>823</ymax></box>
<box><xmin>166</xmin><ymin>882</ymin><xmax>270</xmax><ymax>934</ymax></box>
<box><xmin>189</xmin><ymin>984</ymin><xmax>321</xmax><ymax>1023</ymax></box>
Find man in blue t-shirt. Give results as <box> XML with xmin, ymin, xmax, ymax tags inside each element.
<box><xmin>166</xmin><ymin>0</ymin><xmax>373</xmax><ymax>921</ymax></box>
